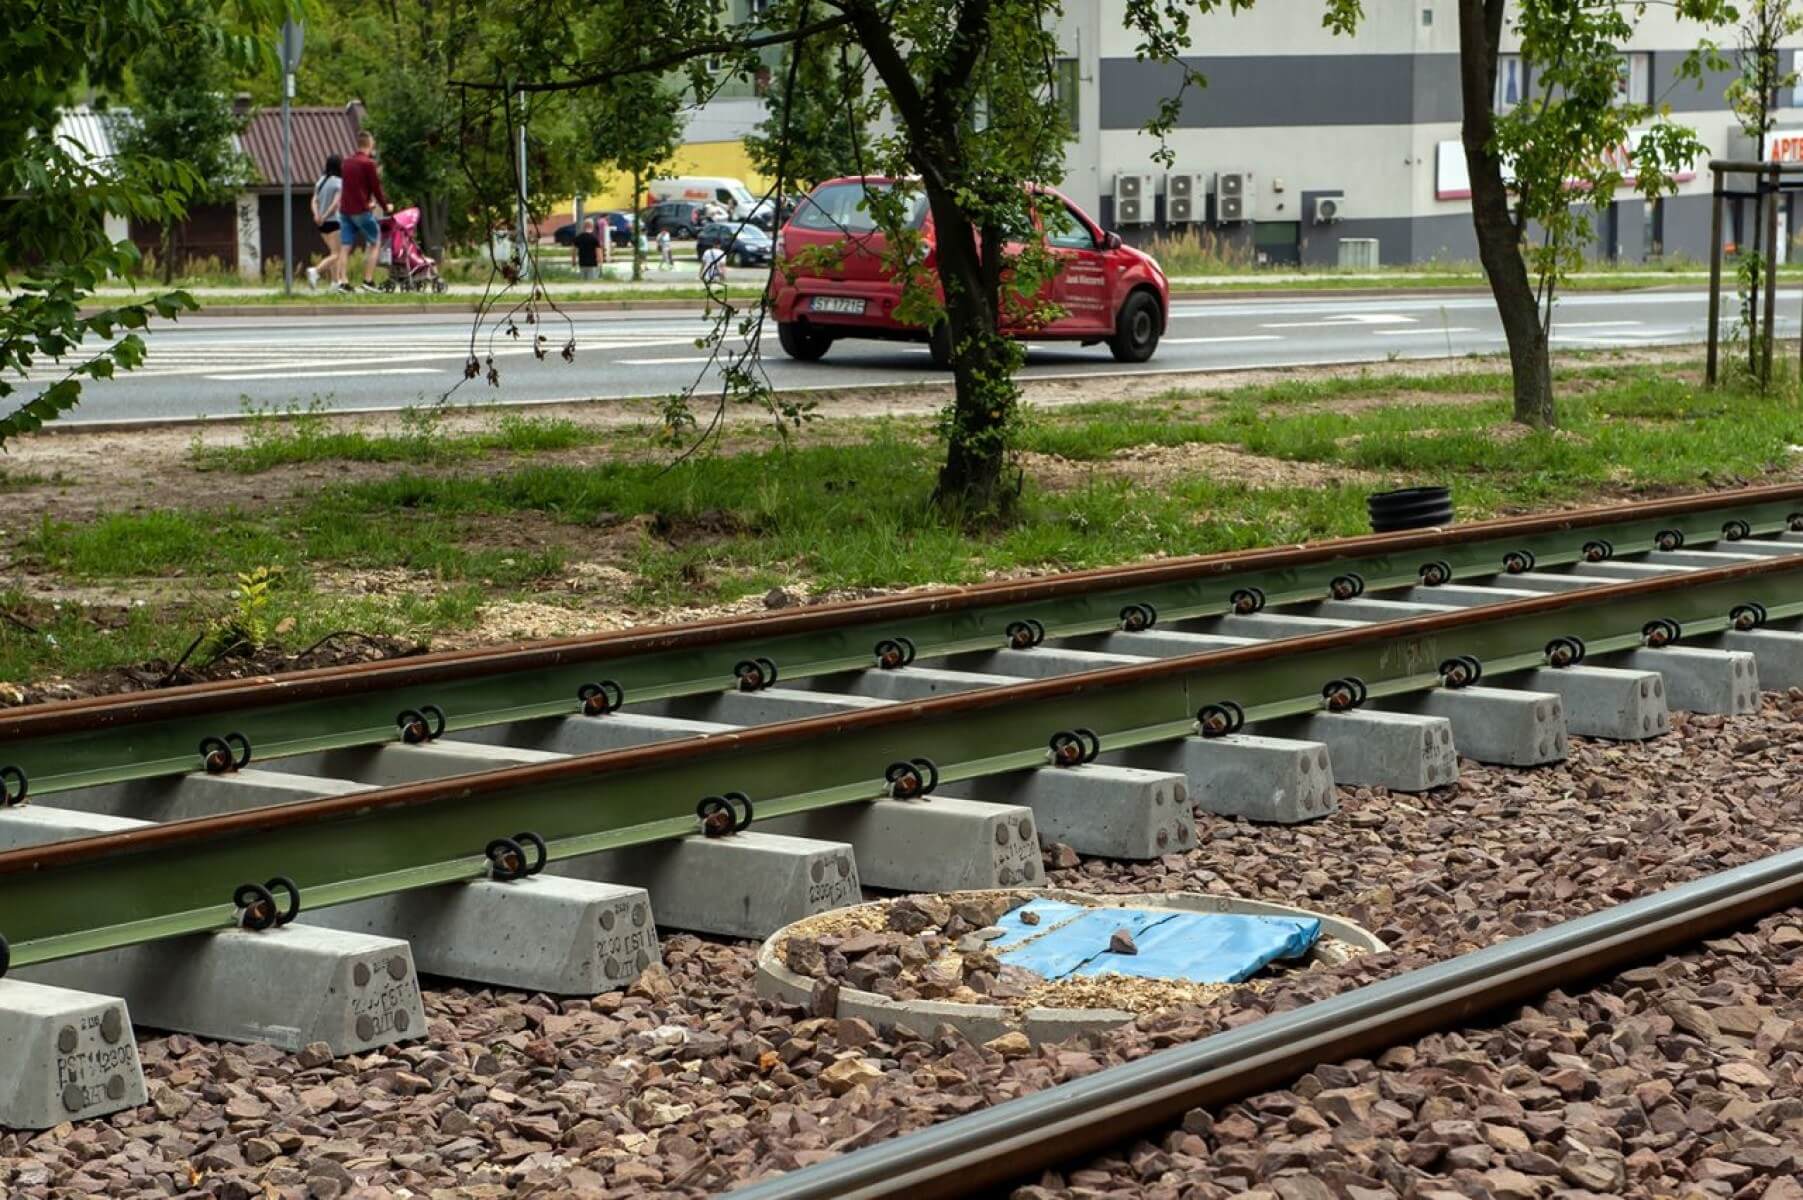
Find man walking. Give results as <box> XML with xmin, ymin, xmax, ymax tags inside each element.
<box><xmin>337</xmin><ymin>130</ymin><xmax>389</xmax><ymax>293</ymax></box>
<box><xmin>572</xmin><ymin>217</ymin><xmax>601</xmax><ymax>281</ymax></box>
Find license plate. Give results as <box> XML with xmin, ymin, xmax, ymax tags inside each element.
<box><xmin>811</xmin><ymin>296</ymin><xmax>866</xmax><ymax>315</ymax></box>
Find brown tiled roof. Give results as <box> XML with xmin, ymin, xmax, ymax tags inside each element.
<box><xmin>238</xmin><ymin>105</ymin><xmax>362</xmax><ymax>190</ymax></box>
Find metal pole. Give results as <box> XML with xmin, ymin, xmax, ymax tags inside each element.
<box><xmin>725</xmin><ymin>845</ymin><xmax>1803</xmax><ymax>1200</ymax></box>
<box><xmin>1766</xmin><ymin>162</ymin><xmax>1781</xmax><ymax>386</ymax></box>
<box><xmin>281</xmin><ymin>73</ymin><xmax>293</xmax><ymax>295</ymax></box>
<box><xmin>515</xmin><ymin>89</ymin><xmax>532</xmax><ymax>281</ymax></box>
<box><xmin>1707</xmin><ymin>167</ymin><xmax>1724</xmax><ymax>386</ymax></box>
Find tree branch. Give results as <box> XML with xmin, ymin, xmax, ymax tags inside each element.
<box><xmin>929</xmin><ymin>0</ymin><xmax>994</xmax><ymax>112</ymax></box>
<box><xmin>449</xmin><ymin>14</ymin><xmax>856</xmax><ymax>92</ymax></box>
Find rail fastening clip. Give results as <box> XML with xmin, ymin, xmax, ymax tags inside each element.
<box><xmin>199</xmin><ymin>732</ymin><xmax>252</xmax><ymax>774</ymax></box>
<box><xmin>396</xmin><ymin>704</ymin><xmax>446</xmax><ymax>744</ymax></box>
<box><xmin>1196</xmin><ymin>700</ymin><xmax>1246</xmax><ymax>738</ymax></box>
<box><xmin>1005</xmin><ymin>618</ymin><xmax>1046</xmax><ymax>649</ymax></box>
<box><xmin>874</xmin><ymin>636</ymin><xmax>918</xmax><ymax>670</ymax></box>
<box><xmin>578</xmin><ymin>680</ymin><xmax>625</xmax><ymax>716</ymax></box>
<box><xmin>1438</xmin><ymin>655</ymin><xmax>1483</xmax><ymax>689</ymax></box>
<box><xmin>884</xmin><ymin>758</ymin><xmax>940</xmax><ymax>799</ymax></box>
<box><xmin>696</xmin><ymin>792</ymin><xmax>754</xmax><ymax>836</ymax></box>
<box><xmin>1047</xmin><ymin>728</ymin><xmax>1101</xmax><ymax>767</ymax></box>
<box><xmin>485</xmin><ymin>832</ymin><xmax>548</xmax><ymax>881</ymax></box>
<box><xmin>234</xmin><ymin>876</ymin><xmax>301</xmax><ymax>931</ymax></box>
<box><xmin>734</xmin><ymin>657</ymin><xmax>779</xmax><ymax>691</ymax></box>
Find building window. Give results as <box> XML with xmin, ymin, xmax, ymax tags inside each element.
<box><xmin>1495</xmin><ymin>54</ymin><xmax>1525</xmax><ymax>111</ymax></box>
<box><xmin>1053</xmin><ymin>58</ymin><xmax>1080</xmax><ymax>134</ymax></box>
<box><xmin>1616</xmin><ymin>52</ymin><xmax>1650</xmax><ymax>107</ymax></box>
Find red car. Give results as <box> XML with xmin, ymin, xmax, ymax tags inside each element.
<box><xmin>769</xmin><ymin>177</ymin><xmax>1168</xmax><ymax>366</ymax></box>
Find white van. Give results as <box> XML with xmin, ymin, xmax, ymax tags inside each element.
<box><xmin>648</xmin><ymin>177</ymin><xmax>760</xmax><ymax>219</ymax></box>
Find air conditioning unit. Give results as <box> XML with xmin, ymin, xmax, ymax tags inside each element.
<box><xmin>1314</xmin><ymin>195</ymin><xmax>1348</xmax><ymax>225</ymax></box>
<box><xmin>1166</xmin><ymin>172</ymin><xmax>1204</xmax><ymax>224</ymax></box>
<box><xmin>1214</xmin><ymin>171</ymin><xmax>1252</xmax><ymax>224</ymax></box>
<box><xmin>1114</xmin><ymin>173</ymin><xmax>1153</xmax><ymax>225</ymax></box>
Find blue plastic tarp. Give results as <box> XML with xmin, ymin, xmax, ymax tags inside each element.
<box><xmin>994</xmin><ymin>899</ymin><xmax>1321</xmax><ymax>985</ymax></box>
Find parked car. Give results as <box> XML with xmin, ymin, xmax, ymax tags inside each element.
<box><xmin>552</xmin><ymin>212</ymin><xmax>633</xmax><ymax>247</ymax></box>
<box><xmin>768</xmin><ymin>176</ymin><xmax>1167</xmax><ymax>366</ymax></box>
<box><xmin>640</xmin><ymin>201</ymin><xmax>709</xmax><ymax>239</ymax></box>
<box><xmin>695</xmin><ymin>222</ymin><xmax>773</xmax><ymax>267</ymax></box>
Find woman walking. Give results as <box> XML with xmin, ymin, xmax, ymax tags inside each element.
<box><xmin>305</xmin><ymin>155</ymin><xmax>344</xmax><ymax>290</ymax></box>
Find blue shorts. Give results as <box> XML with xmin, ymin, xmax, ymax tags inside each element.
<box><xmin>341</xmin><ymin>212</ymin><xmax>380</xmax><ymax>247</ymax></box>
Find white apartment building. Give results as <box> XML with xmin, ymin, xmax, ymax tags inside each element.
<box><xmin>1048</xmin><ymin>2</ymin><xmax>1803</xmax><ymax>265</ymax></box>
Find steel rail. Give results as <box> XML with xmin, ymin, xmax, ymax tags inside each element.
<box><xmin>724</xmin><ymin>843</ymin><xmax>1803</xmax><ymax>1200</ymax></box>
<box><xmin>1</xmin><ymin>554</ymin><xmax>1799</xmax><ymax>969</ymax></box>
<box><xmin>5</xmin><ymin>484</ymin><xmax>1803</xmax><ymax>795</ymax></box>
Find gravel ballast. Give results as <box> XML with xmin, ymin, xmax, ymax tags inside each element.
<box><xmin>4</xmin><ymin>696</ymin><xmax>1803</xmax><ymax>1197</ymax></box>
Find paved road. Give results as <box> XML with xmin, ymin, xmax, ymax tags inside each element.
<box><xmin>36</xmin><ymin>288</ymin><xmax>1801</xmax><ymax>425</ymax></box>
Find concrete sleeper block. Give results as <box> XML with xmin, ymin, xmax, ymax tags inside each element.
<box><xmin>556</xmin><ymin>831</ymin><xmax>859</xmax><ymax>941</ymax></box>
<box><xmin>761</xmin><ymin>796</ymin><xmax>1046</xmax><ymax>891</ymax></box>
<box><xmin>1252</xmin><ymin>710</ymin><xmax>1457</xmax><ymax>792</ymax></box>
<box><xmin>0</xmin><ymin>980</ymin><xmax>146</xmax><ymax>1129</ymax></box>
<box><xmin>1512</xmin><ymin>666</ymin><xmax>1669</xmax><ymax>740</ymax></box>
<box><xmin>942</xmin><ymin>763</ymin><xmax>1194</xmax><ymax>860</ymax></box>
<box><xmin>1106</xmin><ymin>734</ymin><xmax>1337</xmax><ymax>824</ymax></box>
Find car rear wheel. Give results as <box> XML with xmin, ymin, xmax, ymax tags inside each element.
<box><xmin>1109</xmin><ymin>291</ymin><xmax>1162</xmax><ymax>363</ymax></box>
<box><xmin>778</xmin><ymin>321</ymin><xmax>833</xmax><ymax>362</ymax></box>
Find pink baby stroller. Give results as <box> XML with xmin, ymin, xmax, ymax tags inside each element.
<box><xmin>379</xmin><ymin>207</ymin><xmax>448</xmax><ymax>293</ymax></box>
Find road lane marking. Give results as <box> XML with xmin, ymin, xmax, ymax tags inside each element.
<box><xmin>1372</xmin><ymin>327</ymin><xmax>1478</xmax><ymax>336</ymax></box>
<box><xmin>1161</xmin><ymin>335</ymin><xmax>1283</xmax><ymax>344</ymax></box>
<box><xmin>1261</xmin><ymin>313</ymin><xmax>1416</xmax><ymax>329</ymax></box>
<box><xmin>615</xmin><ymin>356</ymin><xmax>716</xmax><ymax>365</ymax></box>
<box><xmin>203</xmin><ymin>368</ymin><xmax>442</xmax><ymax>381</ymax></box>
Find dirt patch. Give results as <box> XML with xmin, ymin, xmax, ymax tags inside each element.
<box><xmin>1030</xmin><ymin>440</ymin><xmax>1386</xmax><ymax>492</ymax></box>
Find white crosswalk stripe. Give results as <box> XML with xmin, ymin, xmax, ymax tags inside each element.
<box><xmin>19</xmin><ymin>332</ymin><xmax>714</xmax><ymax>380</ymax></box>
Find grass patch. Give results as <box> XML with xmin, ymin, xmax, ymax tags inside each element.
<box><xmin>193</xmin><ymin>403</ymin><xmax>613</xmax><ymax>473</ymax></box>
<box><xmin>12</xmin><ymin>361</ymin><xmax>1803</xmax><ymax>686</ymax></box>
<box><xmin>1024</xmin><ymin>366</ymin><xmax>1803</xmax><ymax>509</ymax></box>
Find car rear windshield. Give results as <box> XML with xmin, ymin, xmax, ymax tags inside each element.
<box><xmin>790</xmin><ymin>182</ymin><xmax>929</xmax><ymax>233</ymax></box>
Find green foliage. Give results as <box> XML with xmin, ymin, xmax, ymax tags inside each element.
<box><xmin>106</xmin><ymin>0</ymin><xmax>252</xmax><ymax>280</ymax></box>
<box><xmin>581</xmin><ymin>46</ymin><xmax>685</xmax><ymax>282</ymax></box>
<box><xmin>1492</xmin><ymin>2</ymin><xmax>1721</xmax><ymax>311</ymax></box>
<box><xmin>209</xmin><ymin>563</ymin><xmax>282</xmax><ymax>651</ymax></box>
<box><xmin>1724</xmin><ymin>1</ymin><xmax>1803</xmax><ymax>141</ymax></box>
<box><xmin>485</xmin><ymin>0</ymin><xmax>1367</xmax><ymax>512</ymax></box>
<box><xmin>0</xmin><ymin>0</ymin><xmax>274</xmax><ymax>445</ymax></box>
<box><xmin>745</xmin><ymin>42</ymin><xmax>879</xmax><ymax>191</ymax></box>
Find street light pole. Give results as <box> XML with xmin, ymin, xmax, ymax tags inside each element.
<box><xmin>278</xmin><ymin>21</ymin><xmax>304</xmax><ymax>296</ymax></box>
<box><xmin>282</xmin><ymin>72</ymin><xmax>293</xmax><ymax>295</ymax></box>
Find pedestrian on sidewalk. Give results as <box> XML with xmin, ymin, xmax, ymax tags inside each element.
<box><xmin>572</xmin><ymin>217</ymin><xmax>601</xmax><ymax>281</ymax></box>
<box><xmin>306</xmin><ymin>155</ymin><xmax>343</xmax><ymax>290</ymax></box>
<box><xmin>337</xmin><ymin>130</ymin><xmax>390</xmax><ymax>294</ymax></box>
<box><xmin>700</xmin><ymin>242</ymin><xmax>727</xmax><ymax>287</ymax></box>
<box><xmin>657</xmin><ymin>228</ymin><xmax>674</xmax><ymax>271</ymax></box>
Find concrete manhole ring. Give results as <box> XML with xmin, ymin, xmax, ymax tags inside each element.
<box><xmin>756</xmin><ymin>888</ymin><xmax>1385</xmax><ymax>1045</ymax></box>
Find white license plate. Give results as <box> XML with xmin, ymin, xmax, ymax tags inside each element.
<box><xmin>811</xmin><ymin>296</ymin><xmax>866</xmax><ymax>315</ymax></box>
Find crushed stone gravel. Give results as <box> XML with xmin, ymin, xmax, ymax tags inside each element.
<box><xmin>5</xmin><ymin>695</ymin><xmax>1803</xmax><ymax>1197</ymax></box>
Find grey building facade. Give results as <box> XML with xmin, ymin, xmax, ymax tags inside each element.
<box><xmin>1049</xmin><ymin>2</ymin><xmax>1803</xmax><ymax>267</ymax></box>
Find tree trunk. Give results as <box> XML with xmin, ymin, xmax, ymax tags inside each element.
<box><xmin>924</xmin><ymin>190</ymin><xmax>1013</xmax><ymax>513</ymax></box>
<box><xmin>1458</xmin><ymin>0</ymin><xmax>1554</xmax><ymax>427</ymax></box>
<box><xmin>421</xmin><ymin>194</ymin><xmax>450</xmax><ymax>262</ymax></box>
<box><xmin>632</xmin><ymin>168</ymin><xmax>644</xmax><ymax>282</ymax></box>
<box><xmin>161</xmin><ymin>222</ymin><xmax>176</xmax><ymax>284</ymax></box>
